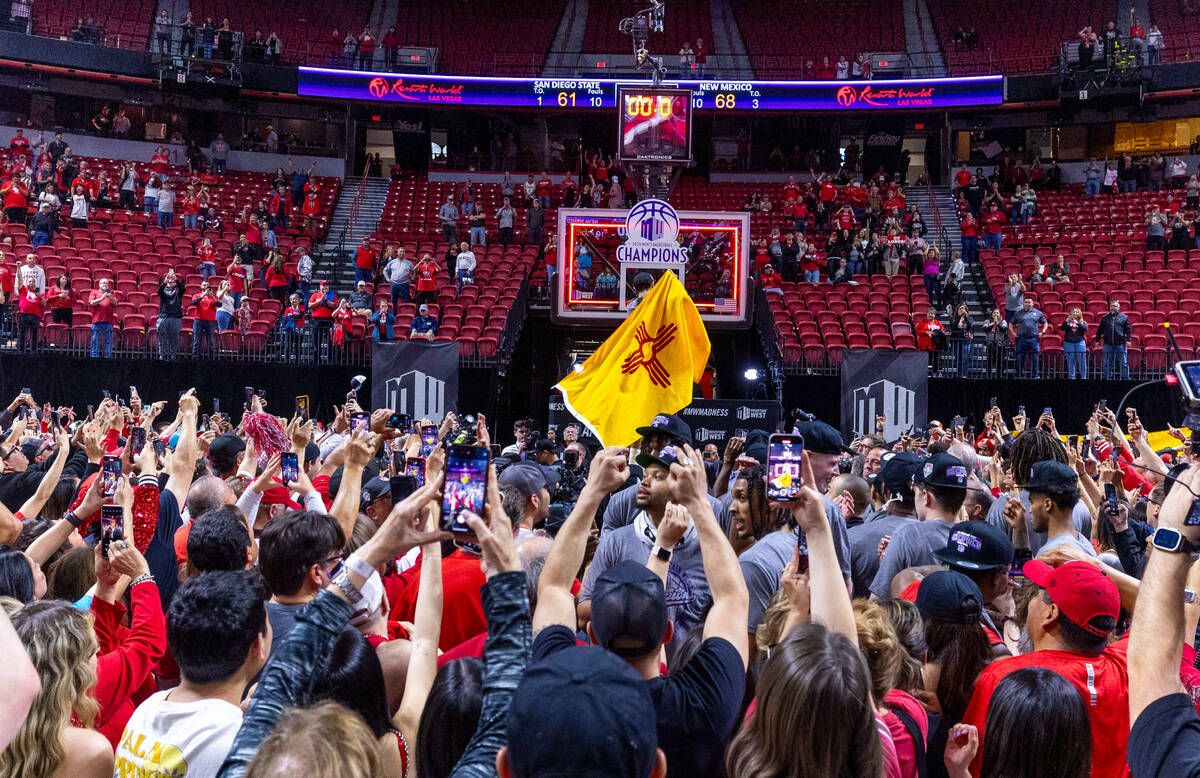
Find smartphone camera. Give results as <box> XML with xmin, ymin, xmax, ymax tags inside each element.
<box><xmin>441</xmin><ymin>445</ymin><xmax>489</xmax><ymax>533</ymax></box>
<box><xmin>387</xmin><ymin>413</ymin><xmax>413</xmax><ymax>431</ymax></box>
<box><xmin>1104</xmin><ymin>483</ymin><xmax>1119</xmax><ymax>516</ymax></box>
<box><xmin>280</xmin><ymin>451</ymin><xmax>299</xmax><ymax>484</ymax></box>
<box><xmin>100</xmin><ymin>504</ymin><xmax>123</xmax><ymax>558</ymax></box>
<box><xmin>766</xmin><ymin>434</ymin><xmax>805</xmax><ymax>502</ymax></box>
<box><xmin>130</xmin><ymin>427</ymin><xmax>146</xmax><ymax>456</ymax></box>
<box><xmin>405</xmin><ymin>456</ymin><xmax>426</xmax><ymax>487</ymax></box>
<box><xmin>101</xmin><ymin>455</ymin><xmax>121</xmax><ymax>496</ymax></box>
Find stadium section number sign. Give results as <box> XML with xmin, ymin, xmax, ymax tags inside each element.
<box><xmin>553</xmin><ymin>199</ymin><xmax>750</xmax><ymax>328</ymax></box>
<box><xmin>298</xmin><ymin>69</ymin><xmax>1004</xmax><ymax>111</ymax></box>
<box><xmin>617</xmin><ymin>86</ymin><xmax>692</xmax><ymax>163</ymax></box>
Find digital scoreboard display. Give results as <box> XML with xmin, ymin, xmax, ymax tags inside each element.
<box><xmin>617</xmin><ymin>86</ymin><xmax>692</xmax><ymax>163</ymax></box>
<box><xmin>298</xmin><ymin>69</ymin><xmax>1005</xmax><ymax>112</ymax></box>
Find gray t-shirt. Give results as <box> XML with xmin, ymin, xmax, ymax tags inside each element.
<box><xmin>1011</xmin><ymin>308</ymin><xmax>1046</xmax><ymax>338</ymax></box>
<box><xmin>986</xmin><ymin>491</ymin><xmax>1093</xmax><ymax>556</ymax></box>
<box><xmin>581</xmin><ymin>518</ymin><xmax>711</xmax><ymax>654</ymax></box>
<box><xmin>739</xmin><ymin>529</ymin><xmax>798</xmax><ymax>633</ymax></box>
<box><xmin>1037</xmin><ymin>531</ymin><xmax>1099</xmax><ymax>559</ymax></box>
<box><xmin>1004</xmin><ymin>284</ymin><xmax>1024</xmax><ymax>312</ymax></box>
<box><xmin>848</xmin><ymin>513</ymin><xmax>917</xmax><ymax>598</ymax></box>
<box><xmin>869</xmin><ymin>518</ymin><xmax>959</xmax><ymax>599</ymax></box>
<box><xmin>264</xmin><ymin>601</ymin><xmax>304</xmax><ymax>658</ymax></box>
<box><xmin>602</xmin><ymin>482</ymin><xmax>732</xmax><ymax>536</ymax></box>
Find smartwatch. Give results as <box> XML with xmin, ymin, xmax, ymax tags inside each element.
<box><xmin>650</xmin><ymin>544</ymin><xmax>672</xmax><ymax>563</ymax></box>
<box><xmin>1151</xmin><ymin>527</ymin><xmax>1200</xmax><ymax>555</ymax></box>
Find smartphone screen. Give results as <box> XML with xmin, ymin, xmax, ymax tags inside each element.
<box><xmin>988</xmin><ymin>396</ymin><xmax>997</xmax><ymax>409</ymax></box>
<box><xmin>213</xmin><ymin>397</ymin><xmax>220</xmax><ymax>415</ymax></box>
<box><xmin>387</xmin><ymin>412</ymin><xmax>413</xmax><ymax>431</ymax></box>
<box><xmin>129</xmin><ymin>427</ymin><xmax>146</xmax><ymax>456</ymax></box>
<box><xmin>1009</xmin><ymin>549</ymin><xmax>1032</xmax><ymax>579</ymax></box>
<box><xmin>1104</xmin><ymin>483</ymin><xmax>1118</xmax><ymax>514</ymax></box>
<box><xmin>350</xmin><ymin>413</ymin><xmax>370</xmax><ymax>433</ymax></box>
<box><xmin>1068</xmin><ymin>435</ymin><xmax>1079</xmax><ymax>450</ymax></box>
<box><xmin>405</xmin><ymin>456</ymin><xmax>426</xmax><ymax>486</ymax></box>
<box><xmin>1042</xmin><ymin>407</ymin><xmax>1052</xmax><ymax>417</ymax></box>
<box><xmin>795</xmin><ymin>540</ymin><xmax>809</xmax><ymax>575</ymax></box>
<box><xmin>391</xmin><ymin>450</ymin><xmax>406</xmax><ymax>473</ymax></box>
<box><xmin>421</xmin><ymin>425</ymin><xmax>438</xmax><ymax>447</ymax></box>
<box><xmin>280</xmin><ymin>451</ymin><xmax>299</xmax><ymax>484</ymax></box>
<box><xmin>766</xmin><ymin>434</ymin><xmax>805</xmax><ymax>502</ymax></box>
<box><xmin>100</xmin><ymin>504</ymin><xmax>122</xmax><ymax>558</ymax></box>
<box><xmin>295</xmin><ymin>395</ymin><xmax>310</xmax><ymax>420</ymax></box>
<box><xmin>153</xmin><ymin>439</ymin><xmax>166</xmax><ymax>457</ymax></box>
<box><xmin>1186</xmin><ymin>497</ymin><xmax>1200</xmax><ymax>527</ymax></box>
<box><xmin>441</xmin><ymin>445</ymin><xmax>489</xmax><ymax>533</ymax></box>
<box><xmin>1018</xmin><ymin>405</ymin><xmax>1026</xmax><ymax>417</ymax></box>
<box><xmin>391</xmin><ymin>475</ymin><xmax>417</xmax><ymax>503</ymax></box>
<box><xmin>101</xmin><ymin>455</ymin><xmax>121</xmax><ymax>496</ymax></box>
<box><xmin>20</xmin><ymin>386</ymin><xmax>30</xmax><ymax>395</ymax></box>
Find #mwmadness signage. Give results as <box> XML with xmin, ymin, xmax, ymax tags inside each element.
<box><xmin>549</xmin><ymin>394</ymin><xmax>780</xmax><ymax>446</ymax></box>
<box><xmin>840</xmin><ymin>350</ymin><xmax>928</xmax><ymax>442</ymax></box>
<box><xmin>372</xmin><ymin>341</ymin><xmax>459</xmax><ymax>423</ymax></box>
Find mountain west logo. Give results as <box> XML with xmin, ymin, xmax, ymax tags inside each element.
<box><xmin>852</xmin><ymin>379</ymin><xmax>915</xmax><ymax>441</ymax></box>
<box><xmin>693</xmin><ymin>427</ymin><xmax>726</xmax><ymax>443</ymax></box>
<box><xmin>385</xmin><ymin>370</ymin><xmax>446</xmax><ymax>422</ymax></box>
<box><xmin>736</xmin><ymin>406</ymin><xmax>768</xmax><ymax>421</ymax></box>
<box><xmin>616</xmin><ymin>199</ymin><xmax>689</xmax><ymax>265</ymax></box>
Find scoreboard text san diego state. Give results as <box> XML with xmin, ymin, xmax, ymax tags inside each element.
<box><xmin>298</xmin><ymin>68</ymin><xmax>1004</xmax><ymax>112</ymax></box>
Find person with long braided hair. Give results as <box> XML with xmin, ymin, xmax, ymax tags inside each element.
<box><xmin>732</xmin><ymin>465</ymin><xmax>799</xmax><ymax>640</ymax></box>
<box><xmin>984</xmin><ymin>426</ymin><xmax>1093</xmax><ymax>555</ymax></box>
<box><xmin>0</xmin><ymin>598</ymin><xmax>113</xmax><ymax>778</ymax></box>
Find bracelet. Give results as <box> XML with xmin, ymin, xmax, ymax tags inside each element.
<box><xmin>344</xmin><ymin>551</ymin><xmax>376</xmax><ymax>580</ymax></box>
<box><xmin>63</xmin><ymin>510</ymin><xmax>82</xmax><ymax>528</ymax></box>
<box><xmin>129</xmin><ymin>573</ymin><xmax>155</xmax><ymax>589</ymax></box>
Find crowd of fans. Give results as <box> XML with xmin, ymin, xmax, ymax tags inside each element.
<box><xmin>1075</xmin><ymin>10</ymin><xmax>1166</xmax><ymax>70</ymax></box>
<box><xmin>0</xmin><ymin>385</ymin><xmax>1196</xmax><ymax>777</ymax></box>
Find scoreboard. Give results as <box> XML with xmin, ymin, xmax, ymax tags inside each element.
<box><xmin>617</xmin><ymin>86</ymin><xmax>692</xmax><ymax>163</ymax></box>
<box><xmin>298</xmin><ymin>68</ymin><xmax>1004</xmax><ymax>112</ymax></box>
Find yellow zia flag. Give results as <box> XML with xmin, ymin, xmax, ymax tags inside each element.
<box><xmin>555</xmin><ymin>272</ymin><xmax>711</xmax><ymax>446</ymax></box>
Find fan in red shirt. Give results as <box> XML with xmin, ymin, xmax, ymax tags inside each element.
<box><xmin>782</xmin><ymin>175</ymin><xmax>800</xmax><ymax>202</ymax></box>
<box><xmin>818</xmin><ymin>176</ymin><xmax>838</xmax><ymax>204</ymax></box>
<box><xmin>834</xmin><ymin>205</ymin><xmax>857</xmax><ymax>231</ymax></box>
<box><xmin>954</xmin><ymin>163</ymin><xmax>973</xmax><ymax>190</ymax></box>
<box><xmin>9</xmin><ymin>128</ymin><xmax>29</xmax><ymax>154</ymax></box>
<box><xmin>914</xmin><ymin>307</ymin><xmax>947</xmax><ymax>351</ymax></box>
<box><xmin>413</xmin><ymin>253</ymin><xmax>440</xmax><ymax>307</ymax></box>
<box><xmin>961</xmin><ymin>561</ymin><xmax>1131</xmax><ymax>778</ymax></box>
<box><xmin>150</xmin><ymin>147</ymin><xmax>170</xmax><ymax>175</ymax></box>
<box><xmin>982</xmin><ymin>202</ymin><xmax>1006</xmax><ymax>253</ymax></box>
<box><xmin>844</xmin><ymin>181</ymin><xmax>867</xmax><ymax>207</ymax></box>
<box><xmin>352</xmin><ymin>237</ymin><xmax>376</xmax><ymax>285</ymax></box>
<box><xmin>225</xmin><ymin>260</ymin><xmax>248</xmax><ymax>297</ymax></box>
<box><xmin>2</xmin><ymin>177</ymin><xmax>30</xmax><ymax>223</ymax></box>
<box><xmin>386</xmin><ymin>546</ymin><xmax>487</xmax><ymax>651</ymax></box>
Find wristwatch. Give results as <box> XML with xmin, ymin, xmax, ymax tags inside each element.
<box><xmin>1151</xmin><ymin>527</ymin><xmax>1200</xmax><ymax>555</ymax></box>
<box><xmin>650</xmin><ymin>544</ymin><xmax>672</xmax><ymax>563</ymax></box>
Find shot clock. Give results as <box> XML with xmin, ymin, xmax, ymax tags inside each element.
<box><xmin>617</xmin><ymin>85</ymin><xmax>692</xmax><ymax>163</ymax></box>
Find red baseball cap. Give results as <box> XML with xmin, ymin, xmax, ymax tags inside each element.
<box><xmin>1023</xmin><ymin>560</ymin><xmax>1119</xmax><ymax>637</ymax></box>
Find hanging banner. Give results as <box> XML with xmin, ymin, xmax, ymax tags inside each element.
<box><xmin>861</xmin><ymin>117</ymin><xmax>907</xmax><ymax>179</ymax></box>
<box><xmin>841</xmin><ymin>350</ymin><xmax>928</xmax><ymax>441</ymax></box>
<box><xmin>372</xmin><ymin>341</ymin><xmax>459</xmax><ymax>423</ymax></box>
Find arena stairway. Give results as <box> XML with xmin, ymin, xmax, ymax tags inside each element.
<box><xmin>315</xmin><ymin>176</ymin><xmax>392</xmax><ymax>291</ymax></box>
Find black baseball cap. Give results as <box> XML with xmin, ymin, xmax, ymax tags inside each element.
<box><xmin>1020</xmin><ymin>461</ymin><xmax>1078</xmax><ymax>493</ymax></box>
<box><xmin>634</xmin><ymin>413</ymin><xmax>692</xmax><ymax>446</ymax></box>
<box><xmin>207</xmin><ymin>433</ymin><xmax>245</xmax><ymax>462</ymax></box>
<box><xmin>505</xmin><ymin>645</ymin><xmax>658</xmax><ymax>778</ymax></box>
<box><xmin>360</xmin><ymin>475</ymin><xmax>391</xmax><ymax>509</ymax></box>
<box><xmin>933</xmin><ymin>520</ymin><xmax>1015</xmax><ymax>571</ymax></box>
<box><xmin>589</xmin><ymin>560</ymin><xmax>668</xmax><ymax>658</ymax></box>
<box><xmin>914</xmin><ymin>453</ymin><xmax>969</xmax><ymax>490</ymax></box>
<box><xmin>794</xmin><ymin>420</ymin><xmax>848</xmax><ymax>455</ymax></box>
<box><xmin>879</xmin><ymin>451</ymin><xmax>922</xmax><ymax>495</ymax></box>
<box><xmin>915</xmin><ymin>570</ymin><xmax>983</xmax><ymax>626</ymax></box>
<box><xmin>742</xmin><ymin>429</ymin><xmax>770</xmax><ymax>463</ymax></box>
<box><xmin>635</xmin><ymin>444</ymin><xmax>689</xmax><ymax>472</ymax></box>
<box><xmin>498</xmin><ymin>460</ymin><xmax>558</xmax><ymax>498</ymax></box>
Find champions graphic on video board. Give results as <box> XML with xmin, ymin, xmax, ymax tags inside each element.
<box><xmin>554</xmin><ymin>199</ymin><xmax>750</xmax><ymax>327</ymax></box>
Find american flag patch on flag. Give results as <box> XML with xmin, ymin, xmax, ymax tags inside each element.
<box><xmin>713</xmin><ymin>298</ymin><xmax>737</xmax><ymax>313</ymax></box>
